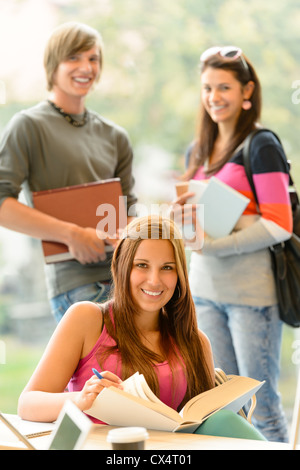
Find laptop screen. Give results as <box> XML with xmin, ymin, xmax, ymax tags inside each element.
<box><xmin>49</xmin><ymin>413</ymin><xmax>82</xmax><ymax>450</ymax></box>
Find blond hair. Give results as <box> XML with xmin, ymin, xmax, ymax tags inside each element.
<box><xmin>44</xmin><ymin>22</ymin><xmax>103</xmax><ymax>91</ymax></box>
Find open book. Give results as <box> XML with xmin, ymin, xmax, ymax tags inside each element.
<box><xmin>86</xmin><ymin>372</ymin><xmax>264</xmax><ymax>433</ymax></box>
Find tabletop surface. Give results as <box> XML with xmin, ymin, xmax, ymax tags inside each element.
<box><xmin>0</xmin><ymin>415</ymin><xmax>294</xmax><ymax>451</ymax></box>
<box><xmin>29</xmin><ymin>424</ymin><xmax>293</xmax><ymax>451</ymax></box>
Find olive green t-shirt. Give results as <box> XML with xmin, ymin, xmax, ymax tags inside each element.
<box><xmin>0</xmin><ymin>101</ymin><xmax>137</xmax><ymax>298</ymax></box>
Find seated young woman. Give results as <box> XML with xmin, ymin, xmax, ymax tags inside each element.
<box><xmin>18</xmin><ymin>215</ymin><xmax>265</xmax><ymax>441</ymax></box>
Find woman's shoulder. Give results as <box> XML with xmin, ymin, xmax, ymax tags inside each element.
<box><xmin>61</xmin><ymin>301</ymin><xmax>105</xmax><ymax>358</ymax></box>
<box><xmin>63</xmin><ymin>301</ymin><xmax>104</xmax><ymax>337</ymax></box>
<box><xmin>198</xmin><ymin>329</ymin><xmax>215</xmax><ymax>382</ymax></box>
<box><xmin>248</xmin><ymin>128</ymin><xmax>282</xmax><ymax>150</ymax></box>
<box><xmin>246</xmin><ymin>128</ymin><xmax>288</xmax><ymax>173</ymax></box>
<box><xmin>198</xmin><ymin>329</ymin><xmax>212</xmax><ymax>351</ymax></box>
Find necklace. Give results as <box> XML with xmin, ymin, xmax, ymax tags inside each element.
<box><xmin>48</xmin><ymin>100</ymin><xmax>88</xmax><ymax>127</ymax></box>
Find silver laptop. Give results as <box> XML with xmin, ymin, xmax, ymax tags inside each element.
<box><xmin>0</xmin><ymin>400</ymin><xmax>92</xmax><ymax>450</ymax></box>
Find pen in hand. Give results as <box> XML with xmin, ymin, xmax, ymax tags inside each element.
<box><xmin>92</xmin><ymin>368</ymin><xmax>104</xmax><ymax>380</ymax></box>
<box><xmin>92</xmin><ymin>368</ymin><xmax>123</xmax><ymax>390</ymax></box>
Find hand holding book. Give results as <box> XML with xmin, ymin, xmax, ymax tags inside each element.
<box><xmin>33</xmin><ymin>178</ymin><xmax>127</xmax><ymax>263</ymax></box>
<box><xmin>174</xmin><ymin>177</ymin><xmax>250</xmax><ymax>241</ymax></box>
<box><xmin>86</xmin><ymin>371</ymin><xmax>264</xmax><ymax>433</ymax></box>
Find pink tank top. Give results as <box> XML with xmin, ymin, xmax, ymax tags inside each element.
<box><xmin>68</xmin><ymin>310</ymin><xmax>188</xmax><ymax>424</ymax></box>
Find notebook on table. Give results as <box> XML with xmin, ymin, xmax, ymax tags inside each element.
<box><xmin>32</xmin><ymin>178</ymin><xmax>127</xmax><ymax>263</ymax></box>
<box><xmin>0</xmin><ymin>401</ymin><xmax>92</xmax><ymax>450</ymax></box>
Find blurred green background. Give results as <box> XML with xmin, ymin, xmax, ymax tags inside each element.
<box><xmin>0</xmin><ymin>0</ymin><xmax>300</xmax><ymax>432</ymax></box>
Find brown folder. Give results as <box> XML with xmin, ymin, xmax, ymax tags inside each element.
<box><xmin>32</xmin><ymin>178</ymin><xmax>127</xmax><ymax>264</ymax></box>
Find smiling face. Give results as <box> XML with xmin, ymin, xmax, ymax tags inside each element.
<box><xmin>129</xmin><ymin>239</ymin><xmax>178</xmax><ymax>318</ymax></box>
<box><xmin>52</xmin><ymin>45</ymin><xmax>101</xmax><ymax>104</ymax></box>
<box><xmin>201</xmin><ymin>66</ymin><xmax>252</xmax><ymax>128</ymax></box>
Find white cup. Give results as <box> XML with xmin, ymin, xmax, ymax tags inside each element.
<box><xmin>107</xmin><ymin>427</ymin><xmax>149</xmax><ymax>450</ymax></box>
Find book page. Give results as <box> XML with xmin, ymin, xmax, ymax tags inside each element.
<box><xmin>85</xmin><ymin>373</ymin><xmax>264</xmax><ymax>433</ymax></box>
<box><xmin>122</xmin><ymin>372</ymin><xmax>142</xmax><ymax>397</ymax></box>
<box><xmin>0</xmin><ymin>414</ymin><xmax>54</xmax><ymax>439</ymax></box>
<box><xmin>180</xmin><ymin>376</ymin><xmax>264</xmax><ymax>421</ymax></box>
<box><xmin>188</xmin><ymin>180</ymin><xmax>208</xmax><ymax>203</ymax></box>
<box><xmin>138</xmin><ymin>375</ymin><xmax>163</xmax><ymax>404</ymax></box>
<box><xmin>86</xmin><ymin>386</ymin><xmax>183</xmax><ymax>430</ymax></box>
<box><xmin>122</xmin><ymin>372</ymin><xmax>163</xmax><ymax>404</ymax></box>
<box><xmin>130</xmin><ymin>374</ymin><xmax>150</xmax><ymax>400</ymax></box>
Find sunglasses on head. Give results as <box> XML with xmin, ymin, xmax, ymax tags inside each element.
<box><xmin>200</xmin><ymin>46</ymin><xmax>249</xmax><ymax>71</ymax></box>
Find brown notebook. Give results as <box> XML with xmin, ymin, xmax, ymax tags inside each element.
<box><xmin>32</xmin><ymin>178</ymin><xmax>127</xmax><ymax>264</ymax></box>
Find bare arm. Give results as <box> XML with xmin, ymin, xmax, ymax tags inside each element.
<box><xmin>0</xmin><ymin>197</ymin><xmax>117</xmax><ymax>264</ymax></box>
<box><xmin>17</xmin><ymin>301</ymin><xmax>122</xmax><ymax>422</ymax></box>
<box><xmin>198</xmin><ymin>330</ymin><xmax>215</xmax><ymax>386</ymax></box>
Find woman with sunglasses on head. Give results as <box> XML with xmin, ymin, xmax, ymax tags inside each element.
<box><xmin>0</xmin><ymin>22</ymin><xmax>137</xmax><ymax>323</ymax></box>
<box><xmin>172</xmin><ymin>46</ymin><xmax>292</xmax><ymax>442</ymax></box>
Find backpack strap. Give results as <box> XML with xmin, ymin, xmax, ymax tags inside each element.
<box><xmin>243</xmin><ymin>128</ymin><xmax>299</xmax><ymax>212</ymax></box>
<box><xmin>242</xmin><ymin>128</ymin><xmax>283</xmax><ymax>209</ymax></box>
<box><xmin>242</xmin><ymin>129</ymin><xmax>298</xmax><ymax>281</ymax></box>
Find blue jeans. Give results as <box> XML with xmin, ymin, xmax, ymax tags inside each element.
<box><xmin>50</xmin><ymin>281</ymin><xmax>111</xmax><ymax>323</ymax></box>
<box><xmin>193</xmin><ymin>296</ymin><xmax>289</xmax><ymax>443</ymax></box>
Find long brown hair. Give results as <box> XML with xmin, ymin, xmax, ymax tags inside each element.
<box><xmin>186</xmin><ymin>51</ymin><xmax>262</xmax><ymax>178</ymax></box>
<box><xmin>97</xmin><ymin>215</ymin><xmax>214</xmax><ymax>408</ymax></box>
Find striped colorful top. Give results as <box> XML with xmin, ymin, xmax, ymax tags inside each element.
<box><xmin>188</xmin><ymin>130</ymin><xmax>293</xmax><ymax>306</ymax></box>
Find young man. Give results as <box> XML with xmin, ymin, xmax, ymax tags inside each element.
<box><xmin>0</xmin><ymin>22</ymin><xmax>137</xmax><ymax>322</ymax></box>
